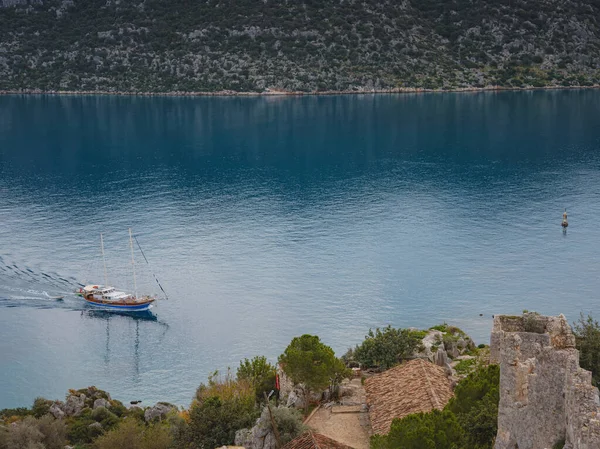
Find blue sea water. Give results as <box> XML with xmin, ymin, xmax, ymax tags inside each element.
<box><xmin>1</xmin><ymin>91</ymin><xmax>600</xmax><ymax>409</ymax></box>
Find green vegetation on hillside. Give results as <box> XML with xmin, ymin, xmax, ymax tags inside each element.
<box><xmin>345</xmin><ymin>326</ymin><xmax>423</xmax><ymax>370</ymax></box>
<box><xmin>237</xmin><ymin>356</ymin><xmax>277</xmax><ymax>403</ymax></box>
<box><xmin>186</xmin><ymin>371</ymin><xmax>259</xmax><ymax>449</ymax></box>
<box><xmin>0</xmin><ymin>0</ymin><xmax>599</xmax><ymax>92</ymax></box>
<box><xmin>573</xmin><ymin>313</ymin><xmax>600</xmax><ymax>386</ymax></box>
<box><xmin>279</xmin><ymin>334</ymin><xmax>350</xmax><ymax>411</ymax></box>
<box><xmin>0</xmin><ymin>334</ymin><xmax>338</xmax><ymax>449</ymax></box>
<box><xmin>3</xmin><ymin>314</ymin><xmax>599</xmax><ymax>449</ymax></box>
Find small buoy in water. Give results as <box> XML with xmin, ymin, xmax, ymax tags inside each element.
<box><xmin>562</xmin><ymin>209</ymin><xmax>569</xmax><ymax>228</ymax></box>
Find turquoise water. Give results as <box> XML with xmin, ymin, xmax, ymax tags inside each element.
<box><xmin>1</xmin><ymin>91</ymin><xmax>600</xmax><ymax>409</ymax></box>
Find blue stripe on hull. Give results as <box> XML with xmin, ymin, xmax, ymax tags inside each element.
<box><xmin>84</xmin><ymin>300</ymin><xmax>153</xmax><ymax>311</ymax></box>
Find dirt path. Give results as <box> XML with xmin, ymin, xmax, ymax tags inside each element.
<box><xmin>305</xmin><ymin>379</ymin><xmax>371</xmax><ymax>449</ymax></box>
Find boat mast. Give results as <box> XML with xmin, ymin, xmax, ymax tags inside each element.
<box><xmin>129</xmin><ymin>228</ymin><xmax>138</xmax><ymax>299</ymax></box>
<box><xmin>100</xmin><ymin>233</ymin><xmax>109</xmax><ymax>287</ymax></box>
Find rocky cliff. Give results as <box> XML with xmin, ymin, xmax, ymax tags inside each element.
<box><xmin>491</xmin><ymin>313</ymin><xmax>600</xmax><ymax>449</ymax></box>
<box><xmin>0</xmin><ymin>0</ymin><xmax>599</xmax><ymax>93</ymax></box>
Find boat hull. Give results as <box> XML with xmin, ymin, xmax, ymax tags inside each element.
<box><xmin>84</xmin><ymin>298</ymin><xmax>154</xmax><ymax>311</ymax></box>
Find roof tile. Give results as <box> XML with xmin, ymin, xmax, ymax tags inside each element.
<box><xmin>364</xmin><ymin>359</ymin><xmax>454</xmax><ymax>435</ymax></box>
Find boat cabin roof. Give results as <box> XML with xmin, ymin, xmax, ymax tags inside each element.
<box><xmin>83</xmin><ymin>285</ymin><xmax>116</xmax><ymax>293</ymax></box>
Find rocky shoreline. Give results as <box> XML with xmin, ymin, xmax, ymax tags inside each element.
<box><xmin>3</xmin><ymin>315</ymin><xmax>599</xmax><ymax>449</ymax></box>
<box><xmin>0</xmin><ymin>85</ymin><xmax>599</xmax><ymax>98</ymax></box>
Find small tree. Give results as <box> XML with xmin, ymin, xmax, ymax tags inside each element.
<box><xmin>573</xmin><ymin>313</ymin><xmax>600</xmax><ymax>386</ymax></box>
<box><xmin>353</xmin><ymin>326</ymin><xmax>421</xmax><ymax>370</ymax></box>
<box><xmin>237</xmin><ymin>356</ymin><xmax>277</xmax><ymax>402</ymax></box>
<box><xmin>278</xmin><ymin>335</ymin><xmax>344</xmax><ymax>412</ymax></box>
<box><xmin>330</xmin><ymin>357</ymin><xmax>352</xmax><ymax>398</ymax></box>
<box><xmin>0</xmin><ymin>415</ymin><xmax>66</xmax><ymax>449</ymax></box>
<box><xmin>93</xmin><ymin>419</ymin><xmax>141</xmax><ymax>449</ymax></box>
<box><xmin>93</xmin><ymin>418</ymin><xmax>173</xmax><ymax>449</ymax></box>
<box><xmin>3</xmin><ymin>416</ymin><xmax>44</xmax><ymax>449</ymax></box>
<box><xmin>373</xmin><ymin>410</ymin><xmax>464</xmax><ymax>449</ymax></box>
<box><xmin>31</xmin><ymin>398</ymin><xmax>52</xmax><ymax>419</ymax></box>
<box><xmin>186</xmin><ymin>370</ymin><xmax>258</xmax><ymax>449</ymax></box>
<box><xmin>271</xmin><ymin>406</ymin><xmax>306</xmax><ymax>446</ymax></box>
<box><xmin>446</xmin><ymin>364</ymin><xmax>500</xmax><ymax>449</ymax></box>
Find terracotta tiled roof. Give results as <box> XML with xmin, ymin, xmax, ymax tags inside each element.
<box><xmin>281</xmin><ymin>431</ymin><xmax>356</xmax><ymax>449</ymax></box>
<box><xmin>364</xmin><ymin>358</ymin><xmax>454</xmax><ymax>435</ymax></box>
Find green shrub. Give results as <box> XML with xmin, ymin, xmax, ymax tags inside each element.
<box><xmin>125</xmin><ymin>407</ymin><xmax>146</xmax><ymax>422</ymax></box>
<box><xmin>93</xmin><ymin>418</ymin><xmax>172</xmax><ymax>449</ymax></box>
<box><xmin>454</xmin><ymin>359</ymin><xmax>476</xmax><ymax>375</ymax></box>
<box><xmin>573</xmin><ymin>313</ymin><xmax>600</xmax><ymax>386</ymax></box>
<box><xmin>31</xmin><ymin>398</ymin><xmax>52</xmax><ymax>419</ymax></box>
<box><xmin>66</xmin><ymin>409</ymin><xmax>103</xmax><ymax>445</ymax></box>
<box><xmin>2</xmin><ymin>416</ymin><xmax>44</xmax><ymax>449</ymax></box>
<box><xmin>430</xmin><ymin>323</ymin><xmax>449</xmax><ymax>332</ymax></box>
<box><xmin>0</xmin><ymin>415</ymin><xmax>66</xmax><ymax>449</ymax></box>
<box><xmin>185</xmin><ymin>371</ymin><xmax>258</xmax><ymax>449</ymax></box>
<box><xmin>408</xmin><ymin>330</ymin><xmax>428</xmax><ymax>340</ymax></box>
<box><xmin>0</xmin><ymin>408</ymin><xmax>31</xmax><ymax>421</ymax></box>
<box><xmin>91</xmin><ymin>407</ymin><xmax>120</xmax><ymax>430</ymax></box>
<box><xmin>271</xmin><ymin>406</ymin><xmax>306</xmax><ymax>445</ymax></box>
<box><xmin>109</xmin><ymin>400</ymin><xmax>128</xmax><ymax>418</ymax></box>
<box><xmin>35</xmin><ymin>415</ymin><xmax>67</xmax><ymax>449</ymax></box>
<box><xmin>279</xmin><ymin>335</ymin><xmax>348</xmax><ymax>410</ymax></box>
<box><xmin>237</xmin><ymin>356</ymin><xmax>277</xmax><ymax>402</ymax></box>
<box><xmin>447</xmin><ymin>365</ymin><xmax>500</xmax><ymax>449</ymax></box>
<box><xmin>353</xmin><ymin>326</ymin><xmax>422</xmax><ymax>370</ymax></box>
<box><xmin>372</xmin><ymin>409</ymin><xmax>464</xmax><ymax>449</ymax></box>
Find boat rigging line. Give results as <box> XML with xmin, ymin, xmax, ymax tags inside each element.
<box><xmin>133</xmin><ymin>235</ymin><xmax>169</xmax><ymax>300</ymax></box>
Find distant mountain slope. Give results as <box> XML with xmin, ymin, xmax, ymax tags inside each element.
<box><xmin>1</xmin><ymin>0</ymin><xmax>599</xmax><ymax>92</ymax></box>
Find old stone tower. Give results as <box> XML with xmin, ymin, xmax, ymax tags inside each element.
<box><xmin>490</xmin><ymin>313</ymin><xmax>600</xmax><ymax>449</ymax></box>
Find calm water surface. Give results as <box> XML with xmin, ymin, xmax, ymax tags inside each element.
<box><xmin>1</xmin><ymin>91</ymin><xmax>599</xmax><ymax>408</ymax></box>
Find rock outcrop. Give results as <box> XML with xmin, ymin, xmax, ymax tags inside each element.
<box><xmin>491</xmin><ymin>313</ymin><xmax>600</xmax><ymax>449</ymax></box>
<box><xmin>93</xmin><ymin>398</ymin><xmax>109</xmax><ymax>409</ymax></box>
<box><xmin>64</xmin><ymin>394</ymin><xmax>86</xmax><ymax>416</ymax></box>
<box><xmin>277</xmin><ymin>366</ymin><xmax>322</xmax><ymax>409</ymax></box>
<box><xmin>235</xmin><ymin>406</ymin><xmax>278</xmax><ymax>449</ymax></box>
<box><xmin>433</xmin><ymin>347</ymin><xmax>450</xmax><ymax>367</ymax></box>
<box><xmin>46</xmin><ymin>386</ymin><xmax>116</xmax><ymax>419</ymax></box>
<box><xmin>49</xmin><ymin>402</ymin><xmax>65</xmax><ymax>419</ymax></box>
<box><xmin>144</xmin><ymin>403</ymin><xmax>177</xmax><ymax>422</ymax></box>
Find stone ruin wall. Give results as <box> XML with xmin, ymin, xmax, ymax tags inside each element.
<box><xmin>490</xmin><ymin>313</ymin><xmax>600</xmax><ymax>449</ymax></box>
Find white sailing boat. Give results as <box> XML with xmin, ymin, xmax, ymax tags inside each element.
<box><xmin>77</xmin><ymin>229</ymin><xmax>157</xmax><ymax>312</ymax></box>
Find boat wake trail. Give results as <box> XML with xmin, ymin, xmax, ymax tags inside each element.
<box><xmin>0</xmin><ymin>257</ymin><xmax>83</xmax><ymax>310</ymax></box>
